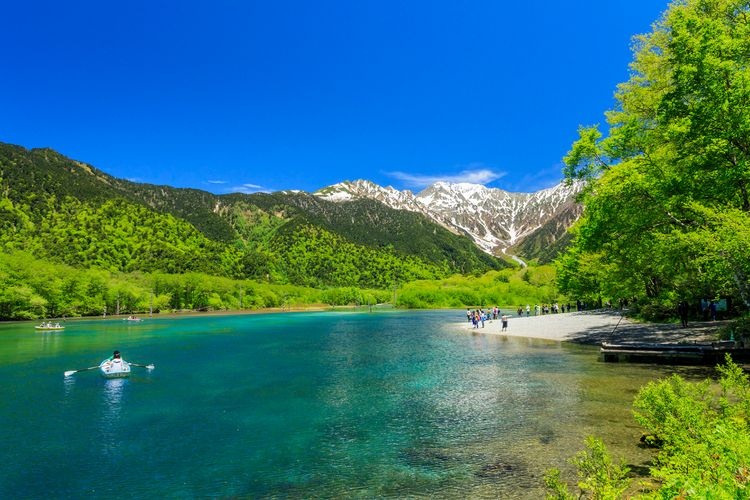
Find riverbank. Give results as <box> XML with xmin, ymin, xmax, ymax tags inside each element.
<box><xmin>28</xmin><ymin>303</ymin><xmax>392</xmax><ymax>324</ymax></box>
<box><xmin>458</xmin><ymin>309</ymin><xmax>725</xmax><ymax>345</ymax></box>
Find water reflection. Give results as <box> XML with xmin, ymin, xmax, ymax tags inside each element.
<box><xmin>63</xmin><ymin>374</ymin><xmax>76</xmax><ymax>400</ymax></box>
<box><xmin>103</xmin><ymin>378</ymin><xmax>127</xmax><ymax>406</ymax></box>
<box><xmin>37</xmin><ymin>330</ymin><xmax>62</xmax><ymax>354</ymax></box>
<box><xmin>100</xmin><ymin>378</ymin><xmax>128</xmax><ymax>458</ymax></box>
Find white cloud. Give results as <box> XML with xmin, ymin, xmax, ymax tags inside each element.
<box><xmin>386</xmin><ymin>165</ymin><xmax>506</xmax><ymax>188</ymax></box>
<box><xmin>206</xmin><ymin>180</ymin><xmax>227</xmax><ymax>184</ymax></box>
<box><xmin>228</xmin><ymin>183</ymin><xmax>268</xmax><ymax>194</ymax></box>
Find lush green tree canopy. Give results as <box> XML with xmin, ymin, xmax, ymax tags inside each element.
<box><xmin>560</xmin><ymin>0</ymin><xmax>750</xmax><ymax>312</ymax></box>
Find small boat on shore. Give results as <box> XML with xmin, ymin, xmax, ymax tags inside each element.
<box><xmin>35</xmin><ymin>321</ymin><xmax>65</xmax><ymax>331</ymax></box>
<box><xmin>99</xmin><ymin>358</ymin><xmax>131</xmax><ymax>378</ymax></box>
<box><xmin>123</xmin><ymin>316</ymin><xmax>143</xmax><ymax>322</ymax></box>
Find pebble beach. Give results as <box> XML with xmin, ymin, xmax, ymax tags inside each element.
<box><xmin>457</xmin><ymin>309</ymin><xmax>724</xmax><ymax>345</ymax></box>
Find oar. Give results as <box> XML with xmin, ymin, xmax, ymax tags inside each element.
<box><xmin>128</xmin><ymin>362</ymin><xmax>155</xmax><ymax>370</ymax></box>
<box><xmin>64</xmin><ymin>366</ymin><xmax>99</xmax><ymax>377</ymax></box>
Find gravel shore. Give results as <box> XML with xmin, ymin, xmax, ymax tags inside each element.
<box><xmin>457</xmin><ymin>309</ymin><xmax>724</xmax><ymax>345</ymax></box>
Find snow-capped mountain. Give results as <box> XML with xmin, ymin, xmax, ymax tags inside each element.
<box><xmin>315</xmin><ymin>179</ymin><xmax>584</xmax><ymax>257</ymax></box>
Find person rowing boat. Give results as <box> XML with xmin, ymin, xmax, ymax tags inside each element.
<box><xmin>64</xmin><ymin>351</ymin><xmax>155</xmax><ymax>378</ymax></box>
<box><xmin>100</xmin><ymin>350</ymin><xmax>130</xmax><ymax>378</ymax></box>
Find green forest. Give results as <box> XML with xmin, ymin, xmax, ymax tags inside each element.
<box><xmin>0</xmin><ymin>143</ymin><xmax>518</xmax><ymax>320</ymax></box>
<box><xmin>0</xmin><ymin>249</ymin><xmax>559</xmax><ymax>320</ymax></box>
<box><xmin>0</xmin><ymin>250</ymin><xmax>397</xmax><ymax>320</ymax></box>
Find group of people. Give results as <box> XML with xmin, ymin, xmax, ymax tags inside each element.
<box><xmin>37</xmin><ymin>321</ymin><xmax>63</xmax><ymax>328</ymax></box>
<box><xmin>466</xmin><ymin>307</ymin><xmax>510</xmax><ymax>331</ymax></box>
<box><xmin>678</xmin><ymin>299</ymin><xmax>720</xmax><ymax>327</ymax></box>
<box><xmin>514</xmin><ymin>303</ymin><xmax>572</xmax><ymax>316</ymax></box>
<box><xmin>465</xmin><ymin>300</ymin><xmax>614</xmax><ymax>333</ymax></box>
<box><xmin>467</xmin><ymin>301</ymin><xmax>596</xmax><ymax>327</ymax></box>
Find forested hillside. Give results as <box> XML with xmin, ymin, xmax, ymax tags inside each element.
<box><xmin>511</xmin><ymin>204</ymin><xmax>579</xmax><ymax>264</ymax></box>
<box><xmin>0</xmin><ymin>142</ymin><xmax>509</xmax><ymax>318</ymax></box>
<box><xmin>242</xmin><ymin>192</ymin><xmax>501</xmax><ymax>274</ymax></box>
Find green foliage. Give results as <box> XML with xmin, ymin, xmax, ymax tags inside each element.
<box><xmin>632</xmin><ymin>355</ymin><xmax>750</xmax><ymax>498</ymax></box>
<box><xmin>559</xmin><ymin>0</ymin><xmax>750</xmax><ymax>313</ymax></box>
<box><xmin>320</xmin><ymin>287</ymin><xmax>363</xmax><ymax>306</ymax></box>
<box><xmin>543</xmin><ymin>468</ymin><xmax>577</xmax><ymax>500</ymax></box>
<box><xmin>545</xmin><ymin>437</ymin><xmax>630</xmax><ymax>500</ymax></box>
<box><xmin>0</xmin><ymin>250</ymin><xmax>400</xmax><ymax>319</ymax></box>
<box><xmin>562</xmin><ymin>125</ymin><xmax>608</xmax><ymax>181</ymax></box>
<box><xmin>548</xmin><ymin>356</ymin><xmax>750</xmax><ymax>498</ymax></box>
<box><xmin>718</xmin><ymin>315</ymin><xmax>750</xmax><ymax>342</ymax></box>
<box><xmin>30</xmin><ymin>198</ymin><xmax>235</xmax><ymax>275</ymax></box>
<box><xmin>249</xmin><ymin>193</ymin><xmax>505</xmax><ymax>273</ymax></box>
<box><xmin>396</xmin><ymin>266</ymin><xmax>563</xmax><ymax>309</ymax></box>
<box><xmin>270</xmin><ymin>223</ymin><xmax>446</xmax><ymax>289</ymax></box>
<box><xmin>570</xmin><ymin>437</ymin><xmax>631</xmax><ymax>500</ymax></box>
<box><xmin>0</xmin><ymin>249</ymin><xmax>557</xmax><ymax>319</ymax></box>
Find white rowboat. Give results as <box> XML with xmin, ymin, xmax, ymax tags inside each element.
<box><xmin>35</xmin><ymin>322</ymin><xmax>65</xmax><ymax>331</ymax></box>
<box><xmin>99</xmin><ymin>358</ymin><xmax>131</xmax><ymax>379</ymax></box>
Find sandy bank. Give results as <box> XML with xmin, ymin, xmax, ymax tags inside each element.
<box><xmin>457</xmin><ymin>309</ymin><xmax>724</xmax><ymax>345</ymax></box>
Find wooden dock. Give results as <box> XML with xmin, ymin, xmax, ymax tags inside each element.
<box><xmin>600</xmin><ymin>341</ymin><xmax>750</xmax><ymax>365</ymax></box>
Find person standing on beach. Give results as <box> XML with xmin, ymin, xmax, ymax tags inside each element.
<box><xmin>677</xmin><ymin>301</ymin><xmax>689</xmax><ymax>327</ymax></box>
<box><xmin>501</xmin><ymin>314</ymin><xmax>508</xmax><ymax>332</ymax></box>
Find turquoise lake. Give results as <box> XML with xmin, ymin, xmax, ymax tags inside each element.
<box><xmin>0</xmin><ymin>310</ymin><xmax>710</xmax><ymax>498</ymax></box>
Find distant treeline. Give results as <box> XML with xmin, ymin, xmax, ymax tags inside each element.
<box><xmin>397</xmin><ymin>266</ymin><xmax>561</xmax><ymax>309</ymax></box>
<box><xmin>0</xmin><ymin>251</ymin><xmax>560</xmax><ymax>320</ymax></box>
<box><xmin>0</xmin><ymin>251</ymin><xmax>394</xmax><ymax>320</ymax></box>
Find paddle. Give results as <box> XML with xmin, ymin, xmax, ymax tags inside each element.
<box><xmin>64</xmin><ymin>361</ymin><xmax>154</xmax><ymax>377</ymax></box>
<box><xmin>64</xmin><ymin>366</ymin><xmax>99</xmax><ymax>377</ymax></box>
<box><xmin>128</xmin><ymin>362</ymin><xmax>155</xmax><ymax>370</ymax></box>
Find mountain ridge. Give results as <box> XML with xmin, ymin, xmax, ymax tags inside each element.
<box><xmin>0</xmin><ymin>142</ymin><xmax>506</xmax><ymax>287</ymax></box>
<box><xmin>1</xmin><ymin>141</ymin><xmax>579</xmax><ymax>273</ymax></box>
<box><xmin>315</xmin><ymin>178</ymin><xmax>584</xmax><ymax>260</ymax></box>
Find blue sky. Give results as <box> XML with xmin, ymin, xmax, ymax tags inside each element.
<box><xmin>2</xmin><ymin>1</ymin><xmax>666</xmax><ymax>194</ymax></box>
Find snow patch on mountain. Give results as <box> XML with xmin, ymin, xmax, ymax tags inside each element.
<box><xmin>315</xmin><ymin>179</ymin><xmax>584</xmax><ymax>256</ymax></box>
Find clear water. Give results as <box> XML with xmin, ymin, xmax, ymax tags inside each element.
<box><xmin>0</xmin><ymin>310</ymin><xmax>710</xmax><ymax>498</ymax></box>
